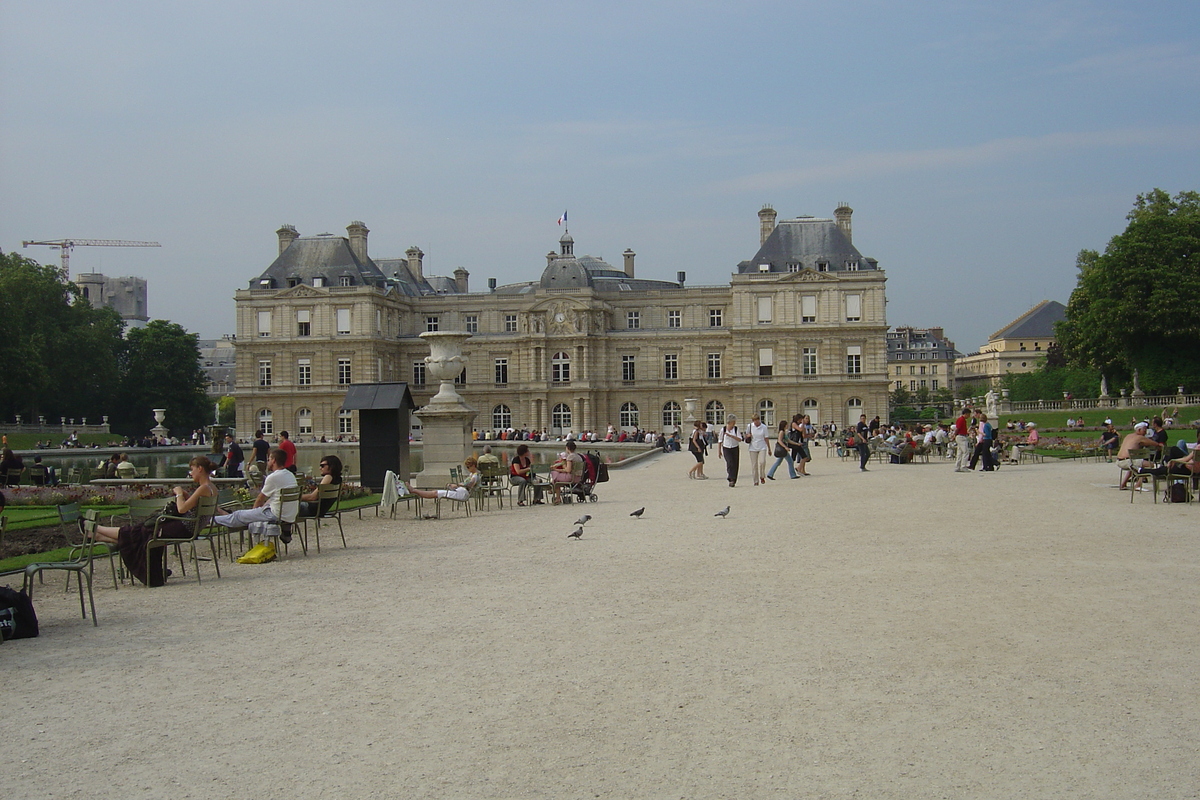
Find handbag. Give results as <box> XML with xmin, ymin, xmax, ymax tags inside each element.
<box><xmin>773</xmin><ymin>443</ymin><xmax>787</xmax><ymax>459</ymax></box>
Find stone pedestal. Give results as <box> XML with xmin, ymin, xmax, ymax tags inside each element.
<box><xmin>415</xmin><ymin>332</ymin><xmax>477</xmax><ymax>483</ymax></box>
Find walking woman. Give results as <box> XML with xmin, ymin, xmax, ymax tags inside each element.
<box><xmin>687</xmin><ymin>420</ymin><xmax>709</xmax><ymax>479</ymax></box>
<box><xmin>766</xmin><ymin>419</ymin><xmax>797</xmax><ymax>480</ymax></box>
<box><xmin>719</xmin><ymin>415</ymin><xmax>744</xmax><ymax>487</ymax></box>
<box><xmin>747</xmin><ymin>413</ymin><xmax>770</xmax><ymax>485</ymax></box>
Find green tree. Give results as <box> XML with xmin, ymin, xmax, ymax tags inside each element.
<box><xmin>0</xmin><ymin>252</ymin><xmax>123</xmax><ymax>422</ymax></box>
<box><xmin>889</xmin><ymin>385</ymin><xmax>913</xmax><ymax>407</ymax></box>
<box><xmin>1057</xmin><ymin>189</ymin><xmax>1200</xmax><ymax>394</ymax></box>
<box><xmin>115</xmin><ymin>320</ymin><xmax>210</xmax><ymax>437</ymax></box>
<box><xmin>217</xmin><ymin>396</ymin><xmax>236</xmax><ymax>427</ymax></box>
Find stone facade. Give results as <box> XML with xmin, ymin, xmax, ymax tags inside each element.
<box><xmin>232</xmin><ymin>207</ymin><xmax>890</xmax><ymax>438</ymax></box>
<box><xmin>75</xmin><ymin>272</ymin><xmax>149</xmax><ymax>327</ymax></box>
<box><xmin>954</xmin><ymin>300</ymin><xmax>1066</xmax><ymax>390</ymax></box>
<box><xmin>886</xmin><ymin>326</ymin><xmax>961</xmax><ymax>395</ymax></box>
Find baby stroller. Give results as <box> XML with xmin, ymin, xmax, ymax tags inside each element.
<box><xmin>561</xmin><ymin>451</ymin><xmax>606</xmax><ymax>503</ymax></box>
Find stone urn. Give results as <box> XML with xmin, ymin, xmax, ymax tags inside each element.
<box><xmin>684</xmin><ymin>398</ymin><xmax>698</xmax><ymax>423</ymax></box>
<box><xmin>420</xmin><ymin>331</ymin><xmax>471</xmax><ymax>406</ymax></box>
<box><xmin>151</xmin><ymin>408</ymin><xmax>168</xmax><ymax>440</ymax></box>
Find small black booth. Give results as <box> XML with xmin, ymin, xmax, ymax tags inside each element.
<box><xmin>341</xmin><ymin>382</ymin><xmax>416</xmax><ymax>491</ymax></box>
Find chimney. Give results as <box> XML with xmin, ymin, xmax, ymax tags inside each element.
<box><xmin>453</xmin><ymin>267</ymin><xmax>469</xmax><ymax>294</ymax></box>
<box><xmin>929</xmin><ymin>327</ymin><xmax>944</xmax><ymax>342</ymax></box>
<box><xmin>758</xmin><ymin>205</ymin><xmax>777</xmax><ymax>246</ymax></box>
<box><xmin>622</xmin><ymin>248</ymin><xmax>636</xmax><ymax>278</ymax></box>
<box><xmin>547</xmin><ymin>250</ymin><xmax>558</xmax><ymax>267</ymax></box>
<box><xmin>834</xmin><ymin>202</ymin><xmax>853</xmax><ymax>243</ymax></box>
<box><xmin>276</xmin><ymin>224</ymin><xmax>299</xmax><ymax>255</ymax></box>
<box><xmin>347</xmin><ymin>221</ymin><xmax>369</xmax><ymax>262</ymax></box>
<box><xmin>677</xmin><ymin>271</ymin><xmax>686</xmax><ymax>286</ymax></box>
<box><xmin>406</xmin><ymin>246</ymin><xmax>424</xmax><ymax>281</ymax></box>
<box><xmin>487</xmin><ymin>277</ymin><xmax>497</xmax><ymax>292</ymax></box>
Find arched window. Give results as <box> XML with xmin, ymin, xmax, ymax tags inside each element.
<box><xmin>846</xmin><ymin>397</ymin><xmax>863</xmax><ymax>427</ymax></box>
<box><xmin>757</xmin><ymin>399</ymin><xmax>775</xmax><ymax>427</ymax></box>
<box><xmin>258</xmin><ymin>409</ymin><xmax>273</xmax><ymax>435</ymax></box>
<box><xmin>661</xmin><ymin>401</ymin><xmax>681</xmax><ymax>430</ymax></box>
<box><xmin>297</xmin><ymin>408</ymin><xmax>313</xmax><ymax>436</ymax></box>
<box><xmin>620</xmin><ymin>402</ymin><xmax>639</xmax><ymax>429</ymax></box>
<box><xmin>705</xmin><ymin>400</ymin><xmax>725</xmax><ymax>426</ymax></box>
<box><xmin>803</xmin><ymin>398</ymin><xmax>819</xmax><ymax>424</ymax></box>
<box><xmin>338</xmin><ymin>408</ymin><xmax>353</xmax><ymax>435</ymax></box>
<box><xmin>551</xmin><ymin>351</ymin><xmax>571</xmax><ymax>383</ymax></box>
<box><xmin>551</xmin><ymin>403</ymin><xmax>571</xmax><ymax>432</ymax></box>
<box><xmin>493</xmin><ymin>404</ymin><xmax>512</xmax><ymax>430</ymax></box>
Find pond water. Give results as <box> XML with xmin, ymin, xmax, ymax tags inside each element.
<box><xmin>28</xmin><ymin>442</ymin><xmax>652</xmax><ymax>479</ymax></box>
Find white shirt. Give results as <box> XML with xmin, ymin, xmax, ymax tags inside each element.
<box><xmin>262</xmin><ymin>468</ymin><xmax>300</xmax><ymax>523</ymax></box>
<box><xmin>747</xmin><ymin>422</ymin><xmax>770</xmax><ymax>452</ymax></box>
<box><xmin>721</xmin><ymin>426</ymin><xmax>743</xmax><ymax>450</ymax></box>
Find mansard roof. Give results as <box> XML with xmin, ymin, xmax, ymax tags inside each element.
<box><xmin>989</xmin><ymin>300</ymin><xmax>1066</xmax><ymax>342</ymax></box>
<box><xmin>252</xmin><ymin>234</ymin><xmax>388</xmax><ymax>289</ymax></box>
<box><xmin>537</xmin><ymin>252</ymin><xmax>680</xmax><ymax>292</ymax></box>
<box><xmin>739</xmin><ymin>217</ymin><xmax>878</xmax><ymax>273</ymax></box>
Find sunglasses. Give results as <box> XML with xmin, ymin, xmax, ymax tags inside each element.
<box><xmin>319</xmin><ymin>463</ymin><xmax>329</xmax><ymax>468</ymax></box>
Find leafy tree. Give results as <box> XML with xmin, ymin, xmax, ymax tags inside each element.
<box><xmin>1057</xmin><ymin>189</ymin><xmax>1200</xmax><ymax>394</ymax></box>
<box><xmin>114</xmin><ymin>320</ymin><xmax>210</xmax><ymax>437</ymax></box>
<box><xmin>932</xmin><ymin>387</ymin><xmax>956</xmax><ymax>405</ymax></box>
<box><xmin>913</xmin><ymin>386</ymin><xmax>932</xmax><ymax>405</ymax></box>
<box><xmin>1001</xmin><ymin>365</ymin><xmax>1100</xmax><ymax>402</ymax></box>
<box><xmin>889</xmin><ymin>385</ymin><xmax>913</xmax><ymax>407</ymax></box>
<box><xmin>217</xmin><ymin>396</ymin><xmax>236</xmax><ymax>427</ymax></box>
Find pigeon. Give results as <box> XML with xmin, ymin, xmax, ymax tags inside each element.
<box><xmin>629</xmin><ymin>507</ymin><xmax>645</xmax><ymax>519</ymax></box>
<box><xmin>574</xmin><ymin>514</ymin><xmax>592</xmax><ymax>526</ymax></box>
<box><xmin>714</xmin><ymin>506</ymin><xmax>730</xmax><ymax>518</ymax></box>
<box><xmin>568</xmin><ymin>527</ymin><xmax>583</xmax><ymax>539</ymax></box>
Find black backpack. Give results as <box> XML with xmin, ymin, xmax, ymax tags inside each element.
<box><xmin>0</xmin><ymin>585</ymin><xmax>39</xmax><ymax>640</ymax></box>
<box><xmin>1165</xmin><ymin>481</ymin><xmax>1189</xmax><ymax>504</ymax></box>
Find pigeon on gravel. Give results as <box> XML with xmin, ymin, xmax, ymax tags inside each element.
<box><xmin>714</xmin><ymin>506</ymin><xmax>730</xmax><ymax>518</ymax></box>
<box><xmin>574</xmin><ymin>514</ymin><xmax>592</xmax><ymax>526</ymax></box>
<box><xmin>629</xmin><ymin>507</ymin><xmax>645</xmax><ymax>519</ymax></box>
<box><xmin>568</xmin><ymin>527</ymin><xmax>584</xmax><ymax>539</ymax></box>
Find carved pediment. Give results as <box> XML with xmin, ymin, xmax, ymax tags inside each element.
<box><xmin>780</xmin><ymin>269</ymin><xmax>833</xmax><ymax>283</ymax></box>
<box><xmin>277</xmin><ymin>284</ymin><xmax>329</xmax><ymax>298</ymax></box>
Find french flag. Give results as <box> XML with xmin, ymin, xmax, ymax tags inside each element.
<box><xmin>557</xmin><ymin>210</ymin><xmax>568</xmax><ymax>226</ymax></box>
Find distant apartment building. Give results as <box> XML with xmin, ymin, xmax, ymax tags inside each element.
<box><xmin>198</xmin><ymin>338</ymin><xmax>236</xmax><ymax>398</ymax></box>
<box><xmin>954</xmin><ymin>300</ymin><xmax>1066</xmax><ymax>390</ymax></box>
<box><xmin>75</xmin><ymin>273</ymin><xmax>149</xmax><ymax>327</ymax></box>
<box><xmin>886</xmin><ymin>326</ymin><xmax>962</xmax><ymax>394</ymax></box>
<box><xmin>232</xmin><ymin>205</ymin><xmax>891</xmax><ymax>439</ymax></box>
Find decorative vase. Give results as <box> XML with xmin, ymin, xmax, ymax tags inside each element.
<box><xmin>420</xmin><ymin>331</ymin><xmax>472</xmax><ymax>405</ymax></box>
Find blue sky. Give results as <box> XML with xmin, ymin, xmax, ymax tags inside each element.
<box><xmin>2</xmin><ymin>0</ymin><xmax>1197</xmax><ymax>351</ymax></box>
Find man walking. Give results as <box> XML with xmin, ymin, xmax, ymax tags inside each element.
<box><xmin>278</xmin><ymin>430</ymin><xmax>298</xmax><ymax>473</ymax></box>
<box><xmin>855</xmin><ymin>414</ymin><xmax>871</xmax><ymax>472</ymax></box>
<box><xmin>224</xmin><ymin>433</ymin><xmax>244</xmax><ymax>479</ymax></box>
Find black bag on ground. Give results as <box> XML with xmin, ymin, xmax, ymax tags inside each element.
<box><xmin>1166</xmin><ymin>481</ymin><xmax>1188</xmax><ymax>504</ymax></box>
<box><xmin>0</xmin><ymin>585</ymin><xmax>39</xmax><ymax>640</ymax></box>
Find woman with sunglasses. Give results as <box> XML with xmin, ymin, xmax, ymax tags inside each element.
<box><xmin>299</xmin><ymin>454</ymin><xmax>342</xmax><ymax>518</ymax></box>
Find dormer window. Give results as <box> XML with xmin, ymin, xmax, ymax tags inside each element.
<box><xmin>758</xmin><ymin>263</ymin><xmax>770</xmax><ymax>273</ymax></box>
<box><xmin>340</xmin><ymin>275</ymin><xmax>353</xmax><ymax>287</ymax></box>
<box><xmin>312</xmin><ymin>277</ymin><xmax>324</xmax><ymax>288</ymax></box>
<box><xmin>817</xmin><ymin>262</ymin><xmax>829</xmax><ymax>272</ymax></box>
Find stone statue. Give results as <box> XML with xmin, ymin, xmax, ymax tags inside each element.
<box><xmin>984</xmin><ymin>389</ymin><xmax>998</xmax><ymax>420</ymax></box>
<box><xmin>1132</xmin><ymin>369</ymin><xmax>1143</xmax><ymax>395</ymax></box>
<box><xmin>1100</xmin><ymin>374</ymin><xmax>1109</xmax><ymax>397</ymax></box>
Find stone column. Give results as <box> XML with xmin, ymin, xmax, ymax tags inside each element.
<box><xmin>415</xmin><ymin>331</ymin><xmax>477</xmax><ymax>483</ymax></box>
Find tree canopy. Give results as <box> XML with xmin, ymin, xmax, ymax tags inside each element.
<box><xmin>0</xmin><ymin>252</ymin><xmax>210</xmax><ymax>437</ymax></box>
<box><xmin>1057</xmin><ymin>189</ymin><xmax>1200</xmax><ymax>394</ymax></box>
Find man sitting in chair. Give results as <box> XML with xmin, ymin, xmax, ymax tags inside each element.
<box><xmin>400</xmin><ymin>456</ymin><xmax>481</xmax><ymax>504</ymax></box>
<box><xmin>1116</xmin><ymin>422</ymin><xmax>1164</xmax><ymax>490</ymax></box>
<box><xmin>214</xmin><ymin>448</ymin><xmax>299</xmax><ymax>564</ymax></box>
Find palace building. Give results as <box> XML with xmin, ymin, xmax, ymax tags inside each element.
<box><xmin>232</xmin><ymin>205</ymin><xmax>890</xmax><ymax>438</ymax></box>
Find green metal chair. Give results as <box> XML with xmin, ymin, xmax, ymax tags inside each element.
<box><xmin>59</xmin><ymin>502</ymin><xmax>120</xmax><ymax>591</ymax></box>
<box><xmin>478</xmin><ymin>463</ymin><xmax>507</xmax><ymax>510</ymax></box>
<box><xmin>24</xmin><ymin>512</ymin><xmax>99</xmax><ymax>626</ymax></box>
<box><xmin>298</xmin><ymin>483</ymin><xmax>347</xmax><ymax>554</ymax></box>
<box><xmin>145</xmin><ymin>493</ymin><xmax>220</xmax><ymax>585</ymax></box>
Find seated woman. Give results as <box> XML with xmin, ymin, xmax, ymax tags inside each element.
<box><xmin>509</xmin><ymin>444</ymin><xmax>541</xmax><ymax>506</ymax></box>
<box><xmin>299</xmin><ymin>454</ymin><xmax>342</xmax><ymax>518</ymax></box>
<box><xmin>402</xmin><ymin>456</ymin><xmax>480</xmax><ymax>503</ymax></box>
<box><xmin>0</xmin><ymin>447</ymin><xmax>24</xmax><ymax>484</ymax></box>
<box><xmin>93</xmin><ymin>456</ymin><xmax>217</xmax><ymax>587</ymax></box>
<box><xmin>549</xmin><ymin>441</ymin><xmax>584</xmax><ymax>503</ymax></box>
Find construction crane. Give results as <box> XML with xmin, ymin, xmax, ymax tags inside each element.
<box><xmin>21</xmin><ymin>238</ymin><xmax>161</xmax><ymax>278</ymax></box>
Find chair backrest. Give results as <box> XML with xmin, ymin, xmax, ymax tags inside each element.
<box><xmin>127</xmin><ymin>498</ymin><xmax>167</xmax><ymax>524</ymax></box>
<box><xmin>28</xmin><ymin>464</ymin><xmax>47</xmax><ymax>486</ymax></box>
<box><xmin>316</xmin><ymin>483</ymin><xmax>341</xmax><ymax>515</ymax></box>
<box><xmin>278</xmin><ymin>485</ymin><xmax>302</xmax><ymax>523</ymax></box>
<box><xmin>193</xmin><ymin>493</ymin><xmax>219</xmax><ymax>529</ymax></box>
<box><xmin>58</xmin><ymin>502</ymin><xmax>82</xmax><ymax>526</ymax></box>
<box><xmin>7</xmin><ymin>467</ymin><xmax>24</xmax><ymax>486</ymax></box>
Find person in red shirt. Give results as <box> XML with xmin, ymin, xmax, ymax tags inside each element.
<box><xmin>278</xmin><ymin>430</ymin><xmax>298</xmax><ymax>474</ymax></box>
<box><xmin>953</xmin><ymin>406</ymin><xmax>972</xmax><ymax>473</ymax></box>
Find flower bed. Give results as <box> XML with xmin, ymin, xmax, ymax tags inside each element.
<box><xmin>1</xmin><ymin>484</ymin><xmax>172</xmax><ymax>508</ymax></box>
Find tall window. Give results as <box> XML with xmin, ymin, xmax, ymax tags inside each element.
<box><xmin>493</xmin><ymin>404</ymin><xmax>512</xmax><ymax>430</ymax></box>
<box><xmin>758</xmin><ymin>399</ymin><xmax>775</xmax><ymax>427</ymax></box>
<box><xmin>932</xmin><ymin>379</ymin><xmax>939</xmax><ymax>390</ymax></box>
<box><xmin>620</xmin><ymin>402</ymin><xmax>639</xmax><ymax>428</ymax></box>
<box><xmin>757</xmin><ymin>296</ymin><xmax>773</xmax><ymax>323</ymax></box>
<box><xmin>337</xmin><ymin>358</ymin><xmax>352</xmax><ymax>385</ymax></box>
<box><xmin>621</xmin><ymin>355</ymin><xmax>636</xmax><ymax>381</ymax></box>
<box><xmin>910</xmin><ymin>380</ymin><xmax>917</xmax><ymax>391</ymax></box>
<box><xmin>425</xmin><ymin>315</ymin><xmax>439</xmax><ymax>332</ymax></box>
<box><xmin>709</xmin><ymin>308</ymin><xmax>723</xmax><ymax>327</ymax></box>
<box><xmin>297</xmin><ymin>358</ymin><xmax>311</xmax><ymax>386</ymax></box>
<box><xmin>707</xmin><ymin>352</ymin><xmax>722</xmax><ymax>379</ymax></box>
<box><xmin>258</xmin><ymin>409</ymin><xmax>273</xmax><ymax>434</ymax></box>
<box><xmin>667</xmin><ymin>309</ymin><xmax>681</xmax><ymax>328</ymax></box>
<box><xmin>297</xmin><ymin>408</ymin><xmax>313</xmax><ymax>435</ymax></box>
<box><xmin>846</xmin><ymin>397</ymin><xmax>862</xmax><ymax>426</ymax></box>
<box><xmin>802</xmin><ymin>347</ymin><xmax>818</xmax><ymax>376</ymax></box>
<box><xmin>465</xmin><ymin>315</ymin><xmax>478</xmax><ymax>333</ymax></box>
<box><xmin>494</xmin><ymin>358</ymin><xmax>508</xmax><ymax>385</ymax></box>
<box><xmin>258</xmin><ymin>360</ymin><xmax>272</xmax><ymax>387</ymax></box>
<box><xmin>845</xmin><ymin>294</ymin><xmax>862</xmax><ymax>322</ymax></box>
<box><xmin>846</xmin><ymin>346</ymin><xmax>862</xmax><ymax>375</ymax></box>
<box><xmin>705</xmin><ymin>400</ymin><xmax>725</xmax><ymax>425</ymax></box>
<box><xmin>296</xmin><ymin>309</ymin><xmax>311</xmax><ymax>336</ymax></box>
<box><xmin>504</xmin><ymin>314</ymin><xmax>517</xmax><ymax>332</ymax></box>
<box><xmin>626</xmin><ymin>311</ymin><xmax>640</xmax><ymax>329</ymax></box>
<box><xmin>662</xmin><ymin>401</ymin><xmax>681</xmax><ymax>429</ymax></box>
<box><xmin>801</xmin><ymin>295</ymin><xmax>816</xmax><ymax>323</ymax></box>
<box><xmin>413</xmin><ymin>362</ymin><xmax>426</xmax><ymax>386</ymax></box>
<box><xmin>551</xmin><ymin>352</ymin><xmax>570</xmax><ymax>383</ymax></box>
<box><xmin>758</xmin><ymin>348</ymin><xmax>773</xmax><ymax>377</ymax></box>
<box><xmin>803</xmin><ymin>398</ymin><xmax>819</xmax><ymax>424</ymax></box>
<box><xmin>257</xmin><ymin>310</ymin><xmax>271</xmax><ymax>337</ymax></box>
<box><xmin>338</xmin><ymin>409</ymin><xmax>353</xmax><ymax>434</ymax></box>
<box><xmin>663</xmin><ymin>353</ymin><xmax>678</xmax><ymax>380</ymax></box>
<box><xmin>551</xmin><ymin>403</ymin><xmax>571</xmax><ymax>431</ymax></box>
<box><xmin>337</xmin><ymin>308</ymin><xmax>351</xmax><ymax>335</ymax></box>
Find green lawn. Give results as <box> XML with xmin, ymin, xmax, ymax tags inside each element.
<box><xmin>0</xmin><ymin>432</ymin><xmax>123</xmax><ymax>450</ymax></box>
